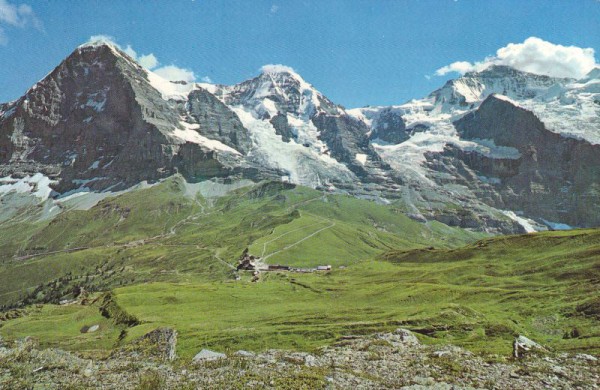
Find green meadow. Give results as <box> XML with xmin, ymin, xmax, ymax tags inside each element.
<box><xmin>1</xmin><ymin>177</ymin><xmax>598</xmax><ymax>360</ymax></box>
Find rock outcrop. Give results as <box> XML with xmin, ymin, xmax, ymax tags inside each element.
<box><xmin>184</xmin><ymin>88</ymin><xmax>252</xmax><ymax>153</ymax></box>
<box><xmin>126</xmin><ymin>327</ymin><xmax>178</xmax><ymax>362</ymax></box>
<box><xmin>192</xmin><ymin>349</ymin><xmax>226</xmax><ymax>363</ymax></box>
<box><xmin>1</xmin><ymin>330</ymin><xmax>598</xmax><ymax>389</ymax></box>
<box><xmin>453</xmin><ymin>94</ymin><xmax>600</xmax><ymax>227</ymax></box>
<box><xmin>369</xmin><ymin>108</ymin><xmax>410</xmax><ymax>144</ymax></box>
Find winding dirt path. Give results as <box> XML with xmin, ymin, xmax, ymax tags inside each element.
<box><xmin>262</xmin><ymin>219</ymin><xmax>335</xmax><ymax>261</ymax></box>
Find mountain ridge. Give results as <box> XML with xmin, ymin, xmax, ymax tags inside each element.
<box><xmin>0</xmin><ymin>42</ymin><xmax>599</xmax><ymax>234</ymax></box>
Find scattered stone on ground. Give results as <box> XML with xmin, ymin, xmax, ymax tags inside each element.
<box><xmin>192</xmin><ymin>349</ymin><xmax>227</xmax><ymax>363</ymax></box>
<box><xmin>513</xmin><ymin>335</ymin><xmax>546</xmax><ymax>358</ymax></box>
<box><xmin>0</xmin><ymin>328</ymin><xmax>598</xmax><ymax>389</ymax></box>
<box><xmin>234</xmin><ymin>350</ymin><xmax>255</xmax><ymax>357</ymax></box>
<box><xmin>116</xmin><ymin>327</ymin><xmax>178</xmax><ymax>362</ymax></box>
<box><xmin>86</xmin><ymin>324</ymin><xmax>100</xmax><ymax>333</ymax></box>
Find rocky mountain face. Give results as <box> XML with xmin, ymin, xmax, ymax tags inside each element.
<box><xmin>351</xmin><ymin>65</ymin><xmax>600</xmax><ymax>233</ymax></box>
<box><xmin>431</xmin><ymin>65</ymin><xmax>569</xmax><ymax>107</ymax></box>
<box><xmin>204</xmin><ymin>66</ymin><xmax>392</xmax><ymax>187</ymax></box>
<box><xmin>452</xmin><ymin>94</ymin><xmax>600</xmax><ymax>227</ymax></box>
<box><xmin>0</xmin><ymin>42</ymin><xmax>599</xmax><ymax>234</ymax></box>
<box><xmin>0</xmin><ymin>42</ymin><xmax>246</xmax><ymax>194</ymax></box>
<box><xmin>184</xmin><ymin>88</ymin><xmax>252</xmax><ymax>154</ymax></box>
<box><xmin>367</xmin><ymin>107</ymin><xmax>410</xmax><ymax>144</ymax></box>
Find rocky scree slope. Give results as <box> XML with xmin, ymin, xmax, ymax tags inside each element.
<box><xmin>1</xmin><ymin>329</ymin><xmax>598</xmax><ymax>389</ymax></box>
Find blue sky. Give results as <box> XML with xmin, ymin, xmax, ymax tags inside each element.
<box><xmin>0</xmin><ymin>0</ymin><xmax>599</xmax><ymax>107</ymax></box>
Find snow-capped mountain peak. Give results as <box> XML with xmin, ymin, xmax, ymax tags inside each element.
<box><xmin>2</xmin><ymin>43</ymin><xmax>599</xmax><ymax>235</ymax></box>
<box><xmin>260</xmin><ymin>64</ymin><xmax>303</xmax><ymax>79</ymax></box>
<box><xmin>72</xmin><ymin>39</ymin><xmax>196</xmax><ymax>102</ymax></box>
<box><xmin>579</xmin><ymin>67</ymin><xmax>600</xmax><ymax>83</ymax></box>
<box><xmin>201</xmin><ymin>65</ymin><xmax>340</xmax><ymax>120</ymax></box>
<box><xmin>78</xmin><ymin>36</ymin><xmax>120</xmax><ymax>50</ymax></box>
<box><xmin>430</xmin><ymin>65</ymin><xmax>570</xmax><ymax>110</ymax></box>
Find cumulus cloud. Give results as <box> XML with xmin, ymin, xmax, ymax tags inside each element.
<box><xmin>261</xmin><ymin>64</ymin><xmax>296</xmax><ymax>74</ymax></box>
<box><xmin>436</xmin><ymin>61</ymin><xmax>487</xmax><ymax>76</ymax></box>
<box><xmin>435</xmin><ymin>37</ymin><xmax>598</xmax><ymax>79</ymax></box>
<box><xmin>138</xmin><ymin>53</ymin><xmax>159</xmax><ymax>69</ymax></box>
<box><xmin>153</xmin><ymin>65</ymin><xmax>196</xmax><ymax>83</ymax></box>
<box><xmin>123</xmin><ymin>44</ymin><xmax>158</xmax><ymax>69</ymax></box>
<box><xmin>0</xmin><ymin>0</ymin><xmax>42</xmax><ymax>45</ymax></box>
<box><xmin>87</xmin><ymin>34</ymin><xmax>116</xmax><ymax>46</ymax></box>
<box><xmin>85</xmin><ymin>35</ymin><xmax>197</xmax><ymax>83</ymax></box>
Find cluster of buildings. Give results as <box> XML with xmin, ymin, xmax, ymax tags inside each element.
<box><xmin>236</xmin><ymin>250</ymin><xmax>331</xmax><ymax>274</ymax></box>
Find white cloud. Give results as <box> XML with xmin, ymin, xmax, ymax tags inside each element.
<box><xmin>435</xmin><ymin>37</ymin><xmax>598</xmax><ymax>79</ymax></box>
<box><xmin>201</xmin><ymin>76</ymin><xmax>213</xmax><ymax>83</ymax></box>
<box><xmin>85</xmin><ymin>35</ymin><xmax>196</xmax><ymax>83</ymax></box>
<box><xmin>122</xmin><ymin>44</ymin><xmax>159</xmax><ymax>69</ymax></box>
<box><xmin>436</xmin><ymin>60</ymin><xmax>487</xmax><ymax>76</ymax></box>
<box><xmin>0</xmin><ymin>0</ymin><xmax>42</xmax><ymax>44</ymax></box>
<box><xmin>261</xmin><ymin>64</ymin><xmax>296</xmax><ymax>74</ymax></box>
<box><xmin>122</xmin><ymin>43</ymin><xmax>137</xmax><ymax>58</ymax></box>
<box><xmin>270</xmin><ymin>4</ymin><xmax>279</xmax><ymax>14</ymax></box>
<box><xmin>138</xmin><ymin>53</ymin><xmax>158</xmax><ymax>69</ymax></box>
<box><xmin>153</xmin><ymin>65</ymin><xmax>196</xmax><ymax>83</ymax></box>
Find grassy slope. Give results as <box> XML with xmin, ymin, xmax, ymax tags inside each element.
<box><xmin>247</xmin><ymin>192</ymin><xmax>478</xmax><ymax>267</ymax></box>
<box><xmin>0</xmin><ymin>178</ymin><xmax>481</xmax><ymax>308</ymax></box>
<box><xmin>0</xmin><ymin>303</ymin><xmax>122</xmax><ymax>356</ymax></box>
<box><xmin>2</xmin><ymin>229</ymin><xmax>599</xmax><ymax>360</ymax></box>
<box><xmin>110</xmin><ymin>229</ymin><xmax>600</xmax><ymax>358</ymax></box>
<box><xmin>3</xmin><ymin>177</ymin><xmax>597</xmax><ymax>360</ymax></box>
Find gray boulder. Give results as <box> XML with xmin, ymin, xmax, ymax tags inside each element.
<box><xmin>394</xmin><ymin>328</ymin><xmax>420</xmax><ymax>345</ymax></box>
<box><xmin>377</xmin><ymin>328</ymin><xmax>420</xmax><ymax>347</ymax></box>
<box><xmin>130</xmin><ymin>327</ymin><xmax>178</xmax><ymax>362</ymax></box>
<box><xmin>233</xmin><ymin>350</ymin><xmax>255</xmax><ymax>358</ymax></box>
<box><xmin>513</xmin><ymin>335</ymin><xmax>545</xmax><ymax>358</ymax></box>
<box><xmin>192</xmin><ymin>349</ymin><xmax>226</xmax><ymax>363</ymax></box>
<box><xmin>86</xmin><ymin>324</ymin><xmax>100</xmax><ymax>333</ymax></box>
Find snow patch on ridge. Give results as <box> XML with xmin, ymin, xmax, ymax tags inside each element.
<box><xmin>171</xmin><ymin>121</ymin><xmax>241</xmax><ymax>154</ymax></box>
<box><xmin>492</xmin><ymin>93</ymin><xmax>521</xmax><ymax>107</ymax></box>
<box><xmin>501</xmin><ymin>210</ymin><xmax>538</xmax><ymax>233</ymax></box>
<box><xmin>455</xmin><ymin>138</ymin><xmax>521</xmax><ymax>159</ymax></box>
<box><xmin>196</xmin><ymin>82</ymin><xmax>219</xmax><ymax>95</ymax></box>
<box><xmin>0</xmin><ymin>173</ymin><xmax>56</xmax><ymax>200</ymax></box>
<box><xmin>146</xmin><ymin>70</ymin><xmax>197</xmax><ymax>101</ymax></box>
<box><xmin>453</xmin><ymin>79</ymin><xmax>485</xmax><ymax>103</ymax></box>
<box><xmin>0</xmin><ymin>104</ymin><xmax>17</xmax><ymax>119</ymax></box>
<box><xmin>355</xmin><ymin>154</ymin><xmax>367</xmax><ymax>165</ymax></box>
<box><xmin>257</xmin><ymin>64</ymin><xmax>323</xmax><ymax>117</ymax></box>
<box><xmin>79</xmin><ymin>36</ymin><xmax>120</xmax><ymax>50</ymax></box>
<box><xmin>231</xmin><ymin>105</ymin><xmax>353</xmax><ymax>187</ymax></box>
<box><xmin>84</xmin><ymin>89</ymin><xmax>108</xmax><ymax>112</ymax></box>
